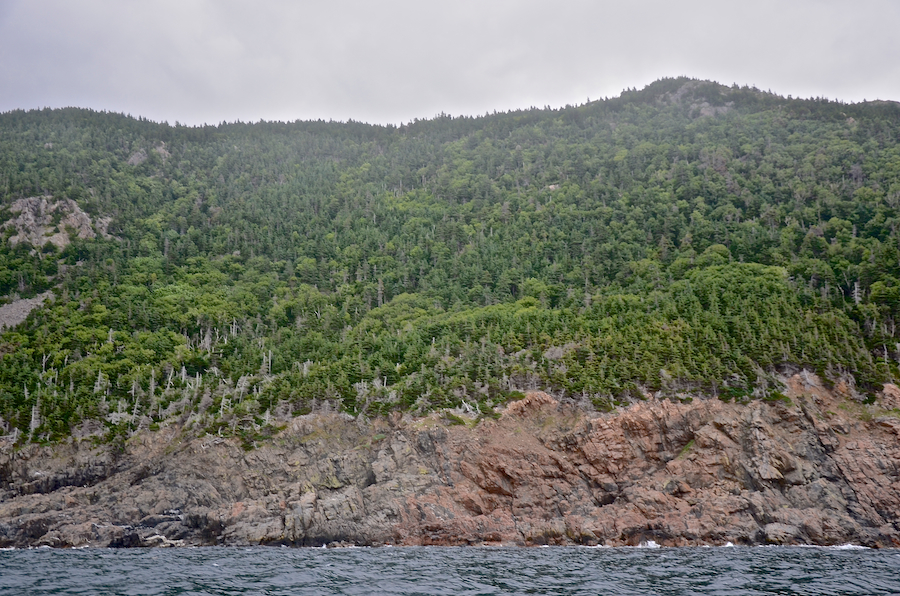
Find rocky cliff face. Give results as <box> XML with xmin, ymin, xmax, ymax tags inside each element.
<box><xmin>1</xmin><ymin>196</ymin><xmax>112</xmax><ymax>250</ymax></box>
<box><xmin>1</xmin><ymin>374</ymin><xmax>899</xmax><ymax>548</ymax></box>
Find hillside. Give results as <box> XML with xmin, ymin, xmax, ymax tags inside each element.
<box><xmin>0</xmin><ymin>77</ymin><xmax>899</xmax><ymax>444</ymax></box>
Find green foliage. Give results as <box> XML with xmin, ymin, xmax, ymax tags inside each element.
<box><xmin>764</xmin><ymin>391</ymin><xmax>792</xmax><ymax>405</ymax></box>
<box><xmin>0</xmin><ymin>78</ymin><xmax>898</xmax><ymax>443</ymax></box>
<box><xmin>677</xmin><ymin>439</ymin><xmax>695</xmax><ymax>459</ymax></box>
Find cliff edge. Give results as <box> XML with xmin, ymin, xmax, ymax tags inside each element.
<box><xmin>1</xmin><ymin>374</ymin><xmax>899</xmax><ymax>548</ymax></box>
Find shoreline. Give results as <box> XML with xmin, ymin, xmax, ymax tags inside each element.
<box><xmin>0</xmin><ymin>541</ymin><xmax>883</xmax><ymax>550</ymax></box>
<box><xmin>2</xmin><ymin>374</ymin><xmax>900</xmax><ymax>549</ymax></box>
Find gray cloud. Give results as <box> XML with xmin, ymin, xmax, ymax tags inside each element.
<box><xmin>1</xmin><ymin>0</ymin><xmax>898</xmax><ymax>125</ymax></box>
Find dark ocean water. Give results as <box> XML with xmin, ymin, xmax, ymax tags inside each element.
<box><xmin>1</xmin><ymin>545</ymin><xmax>899</xmax><ymax>596</ymax></box>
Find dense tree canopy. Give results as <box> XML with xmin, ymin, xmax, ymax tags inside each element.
<box><xmin>1</xmin><ymin>78</ymin><xmax>898</xmax><ymax>443</ymax></box>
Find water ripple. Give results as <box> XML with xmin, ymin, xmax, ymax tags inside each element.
<box><xmin>1</xmin><ymin>546</ymin><xmax>898</xmax><ymax>595</ymax></box>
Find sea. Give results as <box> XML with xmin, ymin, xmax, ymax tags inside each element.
<box><xmin>1</xmin><ymin>544</ymin><xmax>899</xmax><ymax>595</ymax></box>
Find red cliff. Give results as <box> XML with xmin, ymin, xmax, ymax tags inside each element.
<box><xmin>1</xmin><ymin>374</ymin><xmax>899</xmax><ymax>548</ymax></box>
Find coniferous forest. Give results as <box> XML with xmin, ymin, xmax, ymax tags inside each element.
<box><xmin>1</xmin><ymin>78</ymin><xmax>898</xmax><ymax>445</ymax></box>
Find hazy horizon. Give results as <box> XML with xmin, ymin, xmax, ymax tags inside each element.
<box><xmin>1</xmin><ymin>1</ymin><xmax>899</xmax><ymax>126</ymax></box>
<box><xmin>4</xmin><ymin>75</ymin><xmax>894</xmax><ymax>129</ymax></box>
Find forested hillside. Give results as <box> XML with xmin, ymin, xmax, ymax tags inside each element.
<box><xmin>1</xmin><ymin>77</ymin><xmax>898</xmax><ymax>444</ymax></box>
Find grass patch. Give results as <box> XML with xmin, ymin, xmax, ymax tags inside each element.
<box><xmin>677</xmin><ymin>439</ymin><xmax>695</xmax><ymax>459</ymax></box>
<box><xmin>763</xmin><ymin>391</ymin><xmax>792</xmax><ymax>405</ymax></box>
<box><xmin>444</xmin><ymin>411</ymin><xmax>468</xmax><ymax>426</ymax></box>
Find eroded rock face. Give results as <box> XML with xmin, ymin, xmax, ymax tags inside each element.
<box><xmin>1</xmin><ymin>376</ymin><xmax>899</xmax><ymax>548</ymax></box>
<box><xmin>0</xmin><ymin>291</ymin><xmax>54</xmax><ymax>330</ymax></box>
<box><xmin>1</xmin><ymin>196</ymin><xmax>110</xmax><ymax>250</ymax></box>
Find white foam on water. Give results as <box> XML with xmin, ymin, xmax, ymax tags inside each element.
<box><xmin>753</xmin><ymin>543</ymin><xmax>871</xmax><ymax>550</ymax></box>
<box><xmin>638</xmin><ymin>540</ymin><xmax>661</xmax><ymax>549</ymax></box>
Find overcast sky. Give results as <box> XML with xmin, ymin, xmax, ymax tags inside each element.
<box><xmin>1</xmin><ymin>0</ymin><xmax>898</xmax><ymax>126</ymax></box>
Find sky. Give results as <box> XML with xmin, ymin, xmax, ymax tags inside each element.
<box><xmin>1</xmin><ymin>0</ymin><xmax>898</xmax><ymax>126</ymax></box>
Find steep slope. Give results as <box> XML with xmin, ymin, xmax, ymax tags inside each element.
<box><xmin>1</xmin><ymin>375</ymin><xmax>898</xmax><ymax>547</ymax></box>
<box><xmin>0</xmin><ymin>78</ymin><xmax>898</xmax><ymax>445</ymax></box>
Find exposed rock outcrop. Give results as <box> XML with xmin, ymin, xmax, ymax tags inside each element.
<box><xmin>1</xmin><ymin>196</ymin><xmax>111</xmax><ymax>250</ymax></box>
<box><xmin>1</xmin><ymin>375</ymin><xmax>899</xmax><ymax>548</ymax></box>
<box><xmin>0</xmin><ymin>291</ymin><xmax>53</xmax><ymax>330</ymax></box>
